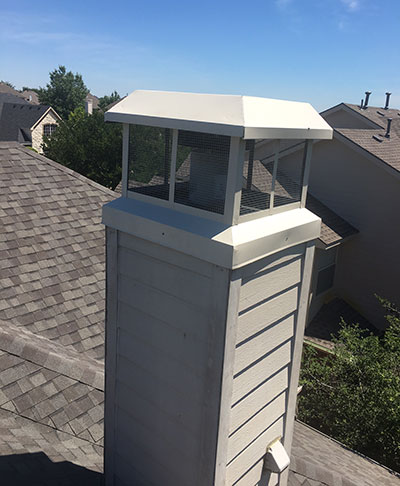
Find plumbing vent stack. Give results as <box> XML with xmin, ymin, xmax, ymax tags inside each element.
<box><xmin>364</xmin><ymin>91</ymin><xmax>371</xmax><ymax>109</ymax></box>
<box><xmin>385</xmin><ymin>118</ymin><xmax>392</xmax><ymax>138</ymax></box>
<box><xmin>384</xmin><ymin>92</ymin><xmax>392</xmax><ymax>110</ymax></box>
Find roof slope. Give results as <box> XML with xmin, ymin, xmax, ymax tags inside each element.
<box><xmin>0</xmin><ymin>103</ymin><xmax>49</xmax><ymax>142</ymax></box>
<box><xmin>0</xmin><ymin>142</ymin><xmax>115</xmax><ymax>360</ymax></box>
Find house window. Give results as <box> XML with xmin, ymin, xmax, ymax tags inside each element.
<box><xmin>316</xmin><ymin>247</ymin><xmax>337</xmax><ymax>296</ymax></box>
<box><xmin>43</xmin><ymin>124</ymin><xmax>57</xmax><ymax>137</ymax></box>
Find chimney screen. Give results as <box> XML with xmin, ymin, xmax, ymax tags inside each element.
<box><xmin>174</xmin><ymin>131</ymin><xmax>230</xmax><ymax>215</ymax></box>
<box><xmin>127</xmin><ymin>125</ymin><xmax>171</xmax><ymax>201</ymax></box>
<box><xmin>240</xmin><ymin>140</ymin><xmax>306</xmax><ymax>215</ymax></box>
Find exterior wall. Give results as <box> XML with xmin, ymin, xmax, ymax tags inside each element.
<box><xmin>31</xmin><ymin>110</ymin><xmax>59</xmax><ymax>153</ymax></box>
<box><xmin>225</xmin><ymin>244</ymin><xmax>306</xmax><ymax>486</ymax></box>
<box><xmin>307</xmin><ymin>138</ymin><xmax>400</xmax><ymax>328</ymax></box>
<box><xmin>106</xmin><ymin>229</ymin><xmax>234</xmax><ymax>486</ymax></box>
<box><xmin>323</xmin><ymin>108</ymin><xmax>377</xmax><ymax>129</ymax></box>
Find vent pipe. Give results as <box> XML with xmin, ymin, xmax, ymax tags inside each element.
<box><xmin>364</xmin><ymin>91</ymin><xmax>371</xmax><ymax>109</ymax></box>
<box><xmin>384</xmin><ymin>92</ymin><xmax>392</xmax><ymax>110</ymax></box>
<box><xmin>360</xmin><ymin>99</ymin><xmax>364</xmax><ymax>109</ymax></box>
<box><xmin>385</xmin><ymin>118</ymin><xmax>392</xmax><ymax>138</ymax></box>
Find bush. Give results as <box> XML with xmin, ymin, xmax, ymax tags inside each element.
<box><xmin>298</xmin><ymin>299</ymin><xmax>400</xmax><ymax>471</ymax></box>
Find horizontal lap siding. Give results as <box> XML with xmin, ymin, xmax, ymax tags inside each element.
<box><xmin>115</xmin><ymin>233</ymin><xmax>224</xmax><ymax>486</ymax></box>
<box><xmin>226</xmin><ymin>245</ymin><xmax>304</xmax><ymax>485</ymax></box>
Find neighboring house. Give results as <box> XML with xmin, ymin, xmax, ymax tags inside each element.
<box><xmin>0</xmin><ymin>141</ymin><xmax>399</xmax><ymax>485</ymax></box>
<box><xmin>86</xmin><ymin>92</ymin><xmax>100</xmax><ymax>114</ymax></box>
<box><xmin>0</xmin><ymin>93</ymin><xmax>61</xmax><ymax>153</ymax></box>
<box><xmin>21</xmin><ymin>89</ymin><xmax>40</xmax><ymax>104</ymax></box>
<box><xmin>254</xmin><ymin>95</ymin><xmax>400</xmax><ymax>332</ymax></box>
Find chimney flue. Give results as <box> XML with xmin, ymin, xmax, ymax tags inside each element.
<box><xmin>385</xmin><ymin>118</ymin><xmax>392</xmax><ymax>138</ymax></box>
<box><xmin>364</xmin><ymin>91</ymin><xmax>371</xmax><ymax>109</ymax></box>
<box><xmin>384</xmin><ymin>92</ymin><xmax>392</xmax><ymax>110</ymax></box>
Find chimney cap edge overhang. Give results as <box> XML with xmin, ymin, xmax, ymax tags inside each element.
<box><xmin>104</xmin><ymin>90</ymin><xmax>333</xmax><ymax>141</ymax></box>
<box><xmin>102</xmin><ymin>197</ymin><xmax>321</xmax><ymax>269</ymax></box>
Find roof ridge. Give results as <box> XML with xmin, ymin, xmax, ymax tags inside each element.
<box><xmin>0</xmin><ymin>142</ymin><xmax>116</xmax><ymax>198</ymax></box>
<box><xmin>0</xmin><ymin>319</ymin><xmax>104</xmax><ymax>390</ymax></box>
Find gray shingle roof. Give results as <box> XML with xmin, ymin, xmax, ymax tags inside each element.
<box><xmin>332</xmin><ymin>103</ymin><xmax>400</xmax><ymax>174</ymax></box>
<box><xmin>0</xmin><ymin>102</ymin><xmax>50</xmax><ymax>143</ymax></box>
<box><xmin>0</xmin><ymin>142</ymin><xmax>115</xmax><ymax>360</ymax></box>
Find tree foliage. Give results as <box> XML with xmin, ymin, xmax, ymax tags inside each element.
<box><xmin>43</xmin><ymin>107</ymin><xmax>122</xmax><ymax>189</ymax></box>
<box><xmin>298</xmin><ymin>298</ymin><xmax>400</xmax><ymax>471</ymax></box>
<box><xmin>0</xmin><ymin>80</ymin><xmax>15</xmax><ymax>89</ymax></box>
<box><xmin>98</xmin><ymin>91</ymin><xmax>121</xmax><ymax>111</ymax></box>
<box><xmin>38</xmin><ymin>66</ymin><xmax>89</xmax><ymax>119</ymax></box>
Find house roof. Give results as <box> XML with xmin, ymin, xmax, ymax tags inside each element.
<box><xmin>105</xmin><ymin>90</ymin><xmax>333</xmax><ymax>140</ymax></box>
<box><xmin>20</xmin><ymin>90</ymin><xmax>40</xmax><ymax>105</ymax></box>
<box><xmin>0</xmin><ymin>102</ymin><xmax>49</xmax><ymax>142</ymax></box>
<box><xmin>0</xmin><ymin>142</ymin><xmax>115</xmax><ymax>360</ymax></box>
<box><xmin>86</xmin><ymin>93</ymin><xmax>99</xmax><ymax>110</ymax></box>
<box><xmin>335</xmin><ymin>127</ymin><xmax>400</xmax><ymax>173</ymax></box>
<box><xmin>343</xmin><ymin>102</ymin><xmax>400</xmax><ymax>130</ymax></box>
<box><xmin>0</xmin><ymin>143</ymin><xmax>397</xmax><ymax>485</ymax></box>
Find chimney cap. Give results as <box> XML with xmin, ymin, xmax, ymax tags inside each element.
<box><xmin>105</xmin><ymin>90</ymin><xmax>333</xmax><ymax>140</ymax></box>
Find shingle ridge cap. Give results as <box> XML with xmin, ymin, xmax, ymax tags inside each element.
<box><xmin>15</xmin><ymin>144</ymin><xmax>117</xmax><ymax>198</ymax></box>
<box><xmin>0</xmin><ymin>319</ymin><xmax>104</xmax><ymax>390</ymax></box>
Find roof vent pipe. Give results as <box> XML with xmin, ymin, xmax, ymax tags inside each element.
<box><xmin>385</xmin><ymin>118</ymin><xmax>392</xmax><ymax>138</ymax></box>
<box><xmin>360</xmin><ymin>99</ymin><xmax>364</xmax><ymax>109</ymax></box>
<box><xmin>364</xmin><ymin>91</ymin><xmax>371</xmax><ymax>109</ymax></box>
<box><xmin>384</xmin><ymin>92</ymin><xmax>392</xmax><ymax>110</ymax></box>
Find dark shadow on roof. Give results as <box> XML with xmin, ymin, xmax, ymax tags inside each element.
<box><xmin>0</xmin><ymin>451</ymin><xmax>103</xmax><ymax>485</ymax></box>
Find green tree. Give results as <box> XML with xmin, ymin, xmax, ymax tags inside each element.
<box><xmin>0</xmin><ymin>80</ymin><xmax>16</xmax><ymax>89</ymax></box>
<box><xmin>43</xmin><ymin>107</ymin><xmax>122</xmax><ymax>189</ymax></box>
<box><xmin>38</xmin><ymin>66</ymin><xmax>89</xmax><ymax>119</ymax></box>
<box><xmin>298</xmin><ymin>299</ymin><xmax>400</xmax><ymax>471</ymax></box>
<box><xmin>98</xmin><ymin>91</ymin><xmax>121</xmax><ymax>111</ymax></box>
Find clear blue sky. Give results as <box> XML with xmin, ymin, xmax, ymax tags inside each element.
<box><xmin>1</xmin><ymin>0</ymin><xmax>399</xmax><ymax>111</ymax></box>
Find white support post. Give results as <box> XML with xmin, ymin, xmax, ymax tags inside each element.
<box><xmin>224</xmin><ymin>137</ymin><xmax>245</xmax><ymax>225</ymax></box>
<box><xmin>269</xmin><ymin>140</ymin><xmax>280</xmax><ymax>209</ymax></box>
<box><xmin>121</xmin><ymin>124</ymin><xmax>129</xmax><ymax>198</ymax></box>
<box><xmin>300</xmin><ymin>140</ymin><xmax>313</xmax><ymax>208</ymax></box>
<box><xmin>169</xmin><ymin>129</ymin><xmax>178</xmax><ymax>203</ymax></box>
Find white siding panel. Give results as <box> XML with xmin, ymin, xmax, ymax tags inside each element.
<box><xmin>115</xmin><ymin>411</ymin><xmax>192</xmax><ymax>486</ymax></box>
<box><xmin>229</xmin><ymin>368</ymin><xmax>288</xmax><ymax>434</ymax></box>
<box><xmin>234</xmin><ymin>315</ymin><xmax>294</xmax><ymax>375</ymax></box>
<box><xmin>119</xmin><ymin>231</ymin><xmax>213</xmax><ymax>277</ymax></box>
<box><xmin>117</xmin><ymin>355</ymin><xmax>202</xmax><ymax>435</ymax></box>
<box><xmin>226</xmin><ymin>417</ymin><xmax>284</xmax><ymax>485</ymax></box>
<box><xmin>236</xmin><ymin>287</ymin><xmax>298</xmax><ymax>344</ymax></box>
<box><xmin>118</xmin><ymin>274</ymin><xmax>208</xmax><ymax>343</ymax></box>
<box><xmin>227</xmin><ymin>392</ymin><xmax>286</xmax><ymax>463</ymax></box>
<box><xmin>239</xmin><ymin>257</ymin><xmax>302</xmax><ymax>313</ymax></box>
<box><xmin>119</xmin><ymin>246</ymin><xmax>211</xmax><ymax>307</ymax></box>
<box><xmin>118</xmin><ymin>301</ymin><xmax>208</xmax><ymax>373</ymax></box>
<box><xmin>118</xmin><ymin>328</ymin><xmax>205</xmax><ymax>404</ymax></box>
<box><xmin>232</xmin><ymin>341</ymin><xmax>291</xmax><ymax>405</ymax></box>
<box><xmin>116</xmin><ymin>380</ymin><xmax>200</xmax><ymax>460</ymax></box>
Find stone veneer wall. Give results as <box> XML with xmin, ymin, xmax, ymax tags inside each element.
<box><xmin>31</xmin><ymin>110</ymin><xmax>59</xmax><ymax>153</ymax></box>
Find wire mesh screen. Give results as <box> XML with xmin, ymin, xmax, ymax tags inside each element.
<box><xmin>174</xmin><ymin>131</ymin><xmax>230</xmax><ymax>214</ymax></box>
<box><xmin>240</xmin><ymin>139</ymin><xmax>306</xmax><ymax>216</ymax></box>
<box><xmin>274</xmin><ymin>141</ymin><xmax>306</xmax><ymax>207</ymax></box>
<box><xmin>127</xmin><ymin>125</ymin><xmax>171</xmax><ymax>201</ymax></box>
<box><xmin>240</xmin><ymin>140</ymin><xmax>274</xmax><ymax>215</ymax></box>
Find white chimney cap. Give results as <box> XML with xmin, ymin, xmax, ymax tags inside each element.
<box><xmin>105</xmin><ymin>90</ymin><xmax>333</xmax><ymax>140</ymax></box>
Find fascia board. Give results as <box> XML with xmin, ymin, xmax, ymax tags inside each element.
<box><xmin>243</xmin><ymin>127</ymin><xmax>333</xmax><ymax>140</ymax></box>
<box><xmin>104</xmin><ymin>111</ymin><xmax>244</xmax><ymax>137</ymax></box>
<box><xmin>102</xmin><ymin>198</ymin><xmax>321</xmax><ymax>269</ymax></box>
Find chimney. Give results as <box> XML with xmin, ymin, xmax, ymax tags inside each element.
<box><xmin>102</xmin><ymin>91</ymin><xmax>333</xmax><ymax>486</ymax></box>
<box><xmin>385</xmin><ymin>118</ymin><xmax>392</xmax><ymax>138</ymax></box>
<box><xmin>85</xmin><ymin>98</ymin><xmax>93</xmax><ymax>115</ymax></box>
<box><xmin>384</xmin><ymin>92</ymin><xmax>392</xmax><ymax>110</ymax></box>
<box><xmin>364</xmin><ymin>91</ymin><xmax>372</xmax><ymax>109</ymax></box>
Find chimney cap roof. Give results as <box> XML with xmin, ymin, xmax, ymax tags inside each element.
<box><xmin>105</xmin><ymin>90</ymin><xmax>333</xmax><ymax>140</ymax></box>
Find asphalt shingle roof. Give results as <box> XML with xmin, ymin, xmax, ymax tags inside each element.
<box><xmin>0</xmin><ymin>142</ymin><xmax>115</xmax><ymax>360</ymax></box>
<box><xmin>333</xmin><ymin>103</ymin><xmax>400</xmax><ymax>174</ymax></box>
<box><xmin>0</xmin><ymin>102</ymin><xmax>49</xmax><ymax>143</ymax></box>
<box><xmin>0</xmin><ymin>142</ymin><xmax>397</xmax><ymax>485</ymax></box>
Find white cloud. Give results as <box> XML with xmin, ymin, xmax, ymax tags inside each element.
<box><xmin>341</xmin><ymin>0</ymin><xmax>360</xmax><ymax>11</ymax></box>
<box><xmin>275</xmin><ymin>0</ymin><xmax>293</xmax><ymax>9</ymax></box>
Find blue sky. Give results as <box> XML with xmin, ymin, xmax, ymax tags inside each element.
<box><xmin>1</xmin><ymin>0</ymin><xmax>399</xmax><ymax>111</ymax></box>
